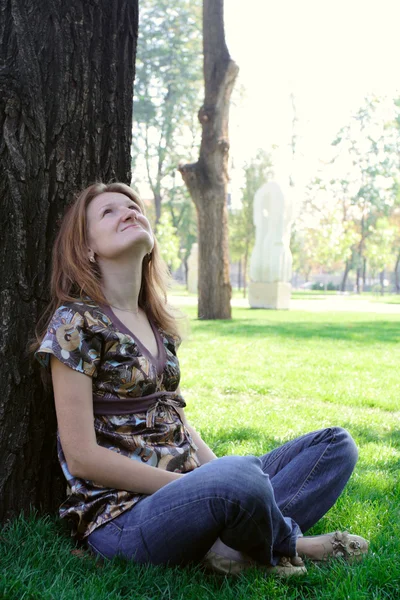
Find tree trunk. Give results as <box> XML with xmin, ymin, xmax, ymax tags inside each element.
<box><xmin>341</xmin><ymin>260</ymin><xmax>350</xmax><ymax>292</ymax></box>
<box><xmin>395</xmin><ymin>252</ymin><xmax>400</xmax><ymax>293</ymax></box>
<box><xmin>243</xmin><ymin>249</ymin><xmax>248</xmax><ymax>299</ymax></box>
<box><xmin>178</xmin><ymin>0</ymin><xmax>238</xmax><ymax>319</ymax></box>
<box><xmin>355</xmin><ymin>218</ymin><xmax>364</xmax><ymax>294</ymax></box>
<box><xmin>356</xmin><ymin>267</ymin><xmax>363</xmax><ymax>294</ymax></box>
<box><xmin>362</xmin><ymin>257</ymin><xmax>367</xmax><ymax>287</ymax></box>
<box><xmin>184</xmin><ymin>257</ymin><xmax>189</xmax><ymax>289</ymax></box>
<box><xmin>237</xmin><ymin>259</ymin><xmax>242</xmax><ymax>291</ymax></box>
<box><xmin>380</xmin><ymin>270</ymin><xmax>385</xmax><ymax>295</ymax></box>
<box><xmin>0</xmin><ymin>0</ymin><xmax>138</xmax><ymax>522</ymax></box>
<box><xmin>154</xmin><ymin>191</ymin><xmax>162</xmax><ymax>224</ymax></box>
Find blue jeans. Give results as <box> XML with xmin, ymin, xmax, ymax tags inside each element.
<box><xmin>87</xmin><ymin>427</ymin><xmax>358</xmax><ymax>566</ymax></box>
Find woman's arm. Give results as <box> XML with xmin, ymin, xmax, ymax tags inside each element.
<box><xmin>51</xmin><ymin>356</ymin><xmax>183</xmax><ymax>493</ymax></box>
<box><xmin>176</xmin><ymin>395</ymin><xmax>217</xmax><ymax>465</ymax></box>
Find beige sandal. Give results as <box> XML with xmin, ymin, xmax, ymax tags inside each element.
<box><xmin>299</xmin><ymin>531</ymin><xmax>369</xmax><ymax>563</ymax></box>
<box><xmin>202</xmin><ymin>540</ymin><xmax>307</xmax><ymax>577</ymax></box>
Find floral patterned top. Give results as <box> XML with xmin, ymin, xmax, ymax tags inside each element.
<box><xmin>35</xmin><ymin>299</ymin><xmax>200</xmax><ymax>539</ymax></box>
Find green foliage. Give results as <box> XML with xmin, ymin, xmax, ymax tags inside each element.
<box><xmin>364</xmin><ymin>217</ymin><xmax>396</xmax><ymax>275</ymax></box>
<box><xmin>293</xmin><ymin>96</ymin><xmax>400</xmax><ymax>285</ymax></box>
<box><xmin>1</xmin><ymin>300</ymin><xmax>400</xmax><ymax>599</ymax></box>
<box><xmin>132</xmin><ymin>0</ymin><xmax>203</xmax><ymax>219</ymax></box>
<box><xmin>168</xmin><ymin>183</ymin><xmax>197</xmax><ymax>262</ymax></box>
<box><xmin>155</xmin><ymin>211</ymin><xmax>181</xmax><ymax>272</ymax></box>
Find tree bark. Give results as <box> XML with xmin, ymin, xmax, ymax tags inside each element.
<box><xmin>341</xmin><ymin>260</ymin><xmax>351</xmax><ymax>292</ymax></box>
<box><xmin>0</xmin><ymin>0</ymin><xmax>138</xmax><ymax>522</ymax></box>
<box><xmin>178</xmin><ymin>0</ymin><xmax>238</xmax><ymax>319</ymax></box>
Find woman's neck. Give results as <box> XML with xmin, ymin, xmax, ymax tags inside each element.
<box><xmin>100</xmin><ymin>258</ymin><xmax>143</xmax><ymax>312</ymax></box>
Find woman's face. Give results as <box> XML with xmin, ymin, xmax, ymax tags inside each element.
<box><xmin>86</xmin><ymin>192</ymin><xmax>154</xmax><ymax>263</ymax></box>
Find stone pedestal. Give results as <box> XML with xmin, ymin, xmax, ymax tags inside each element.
<box><xmin>248</xmin><ymin>282</ymin><xmax>291</xmax><ymax>310</ymax></box>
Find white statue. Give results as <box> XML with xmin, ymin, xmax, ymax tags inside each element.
<box><xmin>187</xmin><ymin>243</ymin><xmax>198</xmax><ymax>294</ymax></box>
<box><xmin>249</xmin><ymin>182</ymin><xmax>294</xmax><ymax>309</ymax></box>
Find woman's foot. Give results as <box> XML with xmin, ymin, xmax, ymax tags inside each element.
<box><xmin>202</xmin><ymin>551</ymin><xmax>307</xmax><ymax>577</ymax></box>
<box><xmin>296</xmin><ymin>531</ymin><xmax>369</xmax><ymax>563</ymax></box>
<box><xmin>202</xmin><ymin>538</ymin><xmax>307</xmax><ymax>577</ymax></box>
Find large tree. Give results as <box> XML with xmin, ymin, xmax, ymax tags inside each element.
<box><xmin>179</xmin><ymin>0</ymin><xmax>238</xmax><ymax>319</ymax></box>
<box><xmin>0</xmin><ymin>0</ymin><xmax>138</xmax><ymax>522</ymax></box>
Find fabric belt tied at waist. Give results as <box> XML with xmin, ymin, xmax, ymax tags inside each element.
<box><xmin>92</xmin><ymin>391</ymin><xmax>198</xmax><ymax>452</ymax></box>
<box><xmin>93</xmin><ymin>391</ymin><xmax>186</xmax><ymax>416</ymax></box>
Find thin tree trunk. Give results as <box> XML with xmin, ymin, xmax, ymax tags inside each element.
<box><xmin>356</xmin><ymin>220</ymin><xmax>365</xmax><ymax>294</ymax></box>
<box><xmin>0</xmin><ymin>0</ymin><xmax>138</xmax><ymax>522</ymax></box>
<box><xmin>237</xmin><ymin>259</ymin><xmax>242</xmax><ymax>291</ymax></box>
<box><xmin>380</xmin><ymin>270</ymin><xmax>385</xmax><ymax>295</ymax></box>
<box><xmin>243</xmin><ymin>249</ymin><xmax>248</xmax><ymax>299</ymax></box>
<box><xmin>356</xmin><ymin>268</ymin><xmax>361</xmax><ymax>294</ymax></box>
<box><xmin>183</xmin><ymin>257</ymin><xmax>189</xmax><ymax>288</ymax></box>
<box><xmin>179</xmin><ymin>0</ymin><xmax>238</xmax><ymax>319</ymax></box>
<box><xmin>362</xmin><ymin>257</ymin><xmax>367</xmax><ymax>286</ymax></box>
<box><xmin>395</xmin><ymin>252</ymin><xmax>400</xmax><ymax>293</ymax></box>
<box><xmin>154</xmin><ymin>192</ymin><xmax>162</xmax><ymax>224</ymax></box>
<box><xmin>341</xmin><ymin>260</ymin><xmax>351</xmax><ymax>292</ymax></box>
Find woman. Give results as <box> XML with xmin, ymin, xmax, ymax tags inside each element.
<box><xmin>34</xmin><ymin>182</ymin><xmax>368</xmax><ymax>577</ymax></box>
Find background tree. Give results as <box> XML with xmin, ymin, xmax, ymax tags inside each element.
<box><xmin>364</xmin><ymin>217</ymin><xmax>396</xmax><ymax>294</ymax></box>
<box><xmin>330</xmin><ymin>97</ymin><xmax>397</xmax><ymax>292</ymax></box>
<box><xmin>296</xmin><ymin>176</ymin><xmax>361</xmax><ymax>290</ymax></box>
<box><xmin>179</xmin><ymin>0</ymin><xmax>239</xmax><ymax>319</ymax></box>
<box><xmin>389</xmin><ymin>209</ymin><xmax>400</xmax><ymax>292</ymax></box>
<box><xmin>229</xmin><ymin>149</ymin><xmax>273</xmax><ymax>297</ymax></box>
<box><xmin>166</xmin><ymin>183</ymin><xmax>198</xmax><ymax>285</ymax></box>
<box><xmin>132</xmin><ymin>0</ymin><xmax>203</xmax><ymax>223</ymax></box>
<box><xmin>0</xmin><ymin>0</ymin><xmax>138</xmax><ymax>521</ymax></box>
<box><xmin>155</xmin><ymin>211</ymin><xmax>181</xmax><ymax>273</ymax></box>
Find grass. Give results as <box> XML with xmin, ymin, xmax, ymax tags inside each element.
<box><xmin>1</xmin><ymin>298</ymin><xmax>399</xmax><ymax>599</ymax></box>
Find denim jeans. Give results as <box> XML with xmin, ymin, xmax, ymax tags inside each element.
<box><xmin>87</xmin><ymin>427</ymin><xmax>358</xmax><ymax>566</ymax></box>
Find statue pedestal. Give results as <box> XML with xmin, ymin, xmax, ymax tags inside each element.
<box><xmin>248</xmin><ymin>282</ymin><xmax>291</xmax><ymax>309</ymax></box>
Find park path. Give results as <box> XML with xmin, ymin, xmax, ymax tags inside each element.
<box><xmin>170</xmin><ymin>293</ymin><xmax>400</xmax><ymax>314</ymax></box>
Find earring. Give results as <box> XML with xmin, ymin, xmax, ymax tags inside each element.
<box><xmin>89</xmin><ymin>256</ymin><xmax>96</xmax><ymax>264</ymax></box>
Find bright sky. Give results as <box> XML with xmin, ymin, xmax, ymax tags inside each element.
<box><xmin>224</xmin><ymin>0</ymin><xmax>400</xmax><ymax>194</ymax></box>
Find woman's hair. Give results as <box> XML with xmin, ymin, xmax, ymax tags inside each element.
<box><xmin>33</xmin><ymin>182</ymin><xmax>181</xmax><ymax>351</ymax></box>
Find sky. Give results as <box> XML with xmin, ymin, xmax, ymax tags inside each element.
<box><xmin>224</xmin><ymin>0</ymin><xmax>400</xmax><ymax>198</ymax></box>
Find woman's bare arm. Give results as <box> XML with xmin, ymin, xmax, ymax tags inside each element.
<box><xmin>51</xmin><ymin>356</ymin><xmax>183</xmax><ymax>493</ymax></box>
<box><xmin>176</xmin><ymin>393</ymin><xmax>218</xmax><ymax>465</ymax></box>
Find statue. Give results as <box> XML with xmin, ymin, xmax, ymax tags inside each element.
<box><xmin>249</xmin><ymin>181</ymin><xmax>294</xmax><ymax>309</ymax></box>
<box><xmin>187</xmin><ymin>243</ymin><xmax>198</xmax><ymax>294</ymax></box>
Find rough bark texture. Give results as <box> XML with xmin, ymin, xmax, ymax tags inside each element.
<box><xmin>178</xmin><ymin>0</ymin><xmax>238</xmax><ymax>319</ymax></box>
<box><xmin>0</xmin><ymin>0</ymin><xmax>138</xmax><ymax>522</ymax></box>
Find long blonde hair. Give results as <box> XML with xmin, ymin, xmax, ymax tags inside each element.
<box><xmin>33</xmin><ymin>182</ymin><xmax>181</xmax><ymax>350</ymax></box>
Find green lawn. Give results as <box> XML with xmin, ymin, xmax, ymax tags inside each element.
<box><xmin>1</xmin><ymin>302</ymin><xmax>399</xmax><ymax>599</ymax></box>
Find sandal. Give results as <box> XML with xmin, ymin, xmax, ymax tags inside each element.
<box><xmin>202</xmin><ymin>548</ymin><xmax>307</xmax><ymax>577</ymax></box>
<box><xmin>298</xmin><ymin>531</ymin><xmax>369</xmax><ymax>563</ymax></box>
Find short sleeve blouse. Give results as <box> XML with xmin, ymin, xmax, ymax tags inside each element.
<box><xmin>36</xmin><ymin>299</ymin><xmax>200</xmax><ymax>539</ymax></box>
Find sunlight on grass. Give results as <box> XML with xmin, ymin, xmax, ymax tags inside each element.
<box><xmin>1</xmin><ymin>303</ymin><xmax>399</xmax><ymax>599</ymax></box>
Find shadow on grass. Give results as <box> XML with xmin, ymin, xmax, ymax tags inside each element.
<box><xmin>207</xmin><ymin>426</ymin><xmax>284</xmax><ymax>454</ymax></box>
<box><xmin>195</xmin><ymin>318</ymin><xmax>400</xmax><ymax>344</ymax></box>
<box><xmin>343</xmin><ymin>423</ymin><xmax>400</xmax><ymax>448</ymax></box>
<box><xmin>208</xmin><ymin>423</ymin><xmax>400</xmax><ymax>473</ymax></box>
